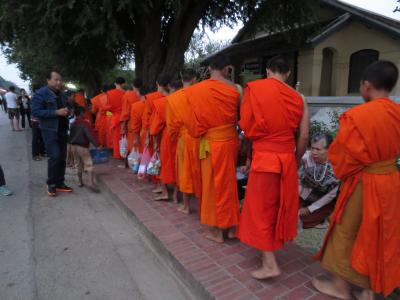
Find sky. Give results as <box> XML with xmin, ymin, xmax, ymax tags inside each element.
<box><xmin>1</xmin><ymin>0</ymin><xmax>399</xmax><ymax>90</ymax></box>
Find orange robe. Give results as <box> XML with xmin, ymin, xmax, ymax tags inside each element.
<box><xmin>128</xmin><ymin>100</ymin><xmax>146</xmax><ymax>153</ymax></box>
<box><xmin>74</xmin><ymin>92</ymin><xmax>85</xmax><ymax>107</ymax></box>
<box><xmin>106</xmin><ymin>88</ymin><xmax>125</xmax><ymax>158</ymax></box>
<box><xmin>166</xmin><ymin>90</ymin><xmax>201</xmax><ymax>197</ymax></box>
<box><xmin>91</xmin><ymin>92</ymin><xmax>109</xmax><ymax>147</ymax></box>
<box><xmin>183</xmin><ymin>79</ymin><xmax>240</xmax><ymax>229</ymax></box>
<box><xmin>75</xmin><ymin>92</ymin><xmax>93</xmax><ymax>126</ymax></box>
<box><xmin>316</xmin><ymin>98</ymin><xmax>400</xmax><ymax>296</ymax></box>
<box><xmin>120</xmin><ymin>91</ymin><xmax>140</xmax><ymax>151</ymax></box>
<box><xmin>150</xmin><ymin>95</ymin><xmax>176</xmax><ymax>184</ymax></box>
<box><xmin>237</xmin><ymin>78</ymin><xmax>303</xmax><ymax>251</ymax></box>
<box><xmin>141</xmin><ymin>91</ymin><xmax>163</xmax><ymax>153</ymax></box>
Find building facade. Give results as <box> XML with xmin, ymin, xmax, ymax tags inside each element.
<box><xmin>204</xmin><ymin>0</ymin><xmax>400</xmax><ymax>97</ymax></box>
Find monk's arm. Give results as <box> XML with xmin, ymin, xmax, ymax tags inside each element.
<box><xmin>295</xmin><ymin>96</ymin><xmax>309</xmax><ymax>162</ymax></box>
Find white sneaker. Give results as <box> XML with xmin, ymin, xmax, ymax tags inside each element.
<box><xmin>0</xmin><ymin>186</ymin><xmax>13</xmax><ymax>196</ymax></box>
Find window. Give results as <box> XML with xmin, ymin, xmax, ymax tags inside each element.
<box><xmin>348</xmin><ymin>49</ymin><xmax>379</xmax><ymax>94</ymax></box>
<box><xmin>320</xmin><ymin>48</ymin><xmax>335</xmax><ymax>96</ymax></box>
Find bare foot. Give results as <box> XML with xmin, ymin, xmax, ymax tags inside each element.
<box><xmin>227</xmin><ymin>228</ymin><xmax>237</xmax><ymax>239</ymax></box>
<box><xmin>312</xmin><ymin>277</ymin><xmax>352</xmax><ymax>300</ymax></box>
<box><xmin>177</xmin><ymin>206</ymin><xmax>190</xmax><ymax>215</ymax></box>
<box><xmin>152</xmin><ymin>188</ymin><xmax>162</xmax><ymax>194</ymax></box>
<box><xmin>353</xmin><ymin>290</ymin><xmax>375</xmax><ymax>300</ymax></box>
<box><xmin>251</xmin><ymin>266</ymin><xmax>281</xmax><ymax>280</ymax></box>
<box><xmin>204</xmin><ymin>233</ymin><xmax>224</xmax><ymax>244</ymax></box>
<box><xmin>154</xmin><ymin>194</ymin><xmax>169</xmax><ymax>201</ymax></box>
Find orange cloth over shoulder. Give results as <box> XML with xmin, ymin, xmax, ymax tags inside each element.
<box><xmin>142</xmin><ymin>91</ymin><xmax>163</xmax><ymax>131</ymax></box>
<box><xmin>120</xmin><ymin>91</ymin><xmax>140</xmax><ymax>150</ymax></box>
<box><xmin>316</xmin><ymin>98</ymin><xmax>400</xmax><ymax>296</ymax></box>
<box><xmin>74</xmin><ymin>92</ymin><xmax>85</xmax><ymax>107</ymax></box>
<box><xmin>237</xmin><ymin>78</ymin><xmax>303</xmax><ymax>251</ymax></box>
<box><xmin>75</xmin><ymin>92</ymin><xmax>93</xmax><ymax>126</ymax></box>
<box><xmin>106</xmin><ymin>88</ymin><xmax>125</xmax><ymax>158</ymax></box>
<box><xmin>128</xmin><ymin>100</ymin><xmax>146</xmax><ymax>153</ymax></box>
<box><xmin>91</xmin><ymin>92</ymin><xmax>109</xmax><ymax>147</ymax></box>
<box><xmin>141</xmin><ymin>91</ymin><xmax>163</xmax><ymax>154</ymax></box>
<box><xmin>166</xmin><ymin>90</ymin><xmax>201</xmax><ymax>197</ymax></box>
<box><xmin>183</xmin><ymin>79</ymin><xmax>240</xmax><ymax>229</ymax></box>
<box><xmin>150</xmin><ymin>95</ymin><xmax>176</xmax><ymax>184</ymax></box>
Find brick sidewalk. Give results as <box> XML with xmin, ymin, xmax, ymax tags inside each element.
<box><xmin>96</xmin><ymin>160</ymin><xmax>335</xmax><ymax>300</ymax></box>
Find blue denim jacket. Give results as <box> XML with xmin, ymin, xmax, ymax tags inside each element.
<box><xmin>31</xmin><ymin>86</ymin><xmax>67</xmax><ymax>132</ymax></box>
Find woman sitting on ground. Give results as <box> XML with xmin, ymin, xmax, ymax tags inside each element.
<box><xmin>298</xmin><ymin>133</ymin><xmax>339</xmax><ymax>229</ymax></box>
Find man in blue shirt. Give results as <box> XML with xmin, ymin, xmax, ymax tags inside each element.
<box><xmin>31</xmin><ymin>71</ymin><xmax>73</xmax><ymax>196</ymax></box>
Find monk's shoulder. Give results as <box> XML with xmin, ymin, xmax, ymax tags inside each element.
<box><xmin>246</xmin><ymin>78</ymin><xmax>268</xmax><ymax>89</ymax></box>
<box><xmin>346</xmin><ymin>98</ymin><xmax>390</xmax><ymax>118</ymax></box>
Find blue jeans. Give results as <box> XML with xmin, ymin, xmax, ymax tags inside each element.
<box><xmin>41</xmin><ymin>130</ymin><xmax>68</xmax><ymax>186</ymax></box>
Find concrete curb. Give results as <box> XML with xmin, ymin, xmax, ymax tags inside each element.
<box><xmin>97</xmin><ymin>174</ymin><xmax>214</xmax><ymax>300</ymax></box>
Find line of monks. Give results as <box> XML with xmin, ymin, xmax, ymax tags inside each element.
<box><xmin>86</xmin><ymin>57</ymin><xmax>399</xmax><ymax>300</ymax></box>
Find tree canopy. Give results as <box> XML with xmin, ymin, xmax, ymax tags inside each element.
<box><xmin>0</xmin><ymin>0</ymin><xmax>313</xmax><ymax>94</ymax></box>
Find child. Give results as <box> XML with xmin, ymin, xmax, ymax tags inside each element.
<box><xmin>69</xmin><ymin>105</ymin><xmax>100</xmax><ymax>192</ymax></box>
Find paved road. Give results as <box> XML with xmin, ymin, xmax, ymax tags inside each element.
<box><xmin>0</xmin><ymin>111</ymin><xmax>192</xmax><ymax>300</ymax></box>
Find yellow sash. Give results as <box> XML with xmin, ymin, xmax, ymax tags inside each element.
<box><xmin>199</xmin><ymin>124</ymin><xmax>237</xmax><ymax>159</ymax></box>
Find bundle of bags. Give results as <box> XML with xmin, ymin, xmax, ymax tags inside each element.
<box><xmin>130</xmin><ymin>147</ymin><xmax>161</xmax><ymax>179</ymax></box>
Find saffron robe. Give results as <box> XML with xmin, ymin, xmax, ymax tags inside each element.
<box><xmin>128</xmin><ymin>100</ymin><xmax>146</xmax><ymax>153</ymax></box>
<box><xmin>75</xmin><ymin>92</ymin><xmax>93</xmax><ymax>126</ymax></box>
<box><xmin>150</xmin><ymin>95</ymin><xmax>176</xmax><ymax>184</ymax></box>
<box><xmin>91</xmin><ymin>92</ymin><xmax>109</xmax><ymax>147</ymax></box>
<box><xmin>106</xmin><ymin>88</ymin><xmax>125</xmax><ymax>158</ymax></box>
<box><xmin>316</xmin><ymin>98</ymin><xmax>400</xmax><ymax>296</ymax></box>
<box><xmin>120</xmin><ymin>91</ymin><xmax>140</xmax><ymax>150</ymax></box>
<box><xmin>183</xmin><ymin>79</ymin><xmax>240</xmax><ymax>229</ymax></box>
<box><xmin>237</xmin><ymin>78</ymin><xmax>303</xmax><ymax>251</ymax></box>
<box><xmin>141</xmin><ymin>91</ymin><xmax>164</xmax><ymax>153</ymax></box>
<box><xmin>74</xmin><ymin>92</ymin><xmax>86</xmax><ymax>107</ymax></box>
<box><xmin>166</xmin><ymin>90</ymin><xmax>201</xmax><ymax>197</ymax></box>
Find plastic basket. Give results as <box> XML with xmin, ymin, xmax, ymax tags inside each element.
<box><xmin>90</xmin><ymin>149</ymin><xmax>110</xmax><ymax>164</ymax></box>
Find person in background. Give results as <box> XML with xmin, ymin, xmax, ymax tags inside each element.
<box><xmin>4</xmin><ymin>86</ymin><xmax>22</xmax><ymax>131</ymax></box>
<box><xmin>18</xmin><ymin>89</ymin><xmax>32</xmax><ymax>129</ymax></box>
<box><xmin>0</xmin><ymin>93</ymin><xmax>6</xmax><ymax>112</ymax></box>
<box><xmin>298</xmin><ymin>133</ymin><xmax>339</xmax><ymax>229</ymax></box>
<box><xmin>31</xmin><ymin>70</ymin><xmax>73</xmax><ymax>197</ymax></box>
<box><xmin>0</xmin><ymin>164</ymin><xmax>12</xmax><ymax>196</ymax></box>
<box><xmin>69</xmin><ymin>106</ymin><xmax>100</xmax><ymax>192</ymax></box>
<box><xmin>65</xmin><ymin>91</ymin><xmax>76</xmax><ymax>167</ymax></box>
<box><xmin>31</xmin><ymin>85</ymin><xmax>46</xmax><ymax>161</ymax></box>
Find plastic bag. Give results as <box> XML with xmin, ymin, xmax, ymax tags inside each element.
<box><xmin>137</xmin><ymin>148</ymin><xmax>151</xmax><ymax>179</ymax></box>
<box><xmin>119</xmin><ymin>135</ymin><xmax>128</xmax><ymax>158</ymax></box>
<box><xmin>128</xmin><ymin>149</ymin><xmax>141</xmax><ymax>174</ymax></box>
<box><xmin>146</xmin><ymin>152</ymin><xmax>161</xmax><ymax>176</ymax></box>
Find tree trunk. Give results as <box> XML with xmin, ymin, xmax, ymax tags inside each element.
<box><xmin>132</xmin><ymin>0</ymin><xmax>212</xmax><ymax>89</ymax></box>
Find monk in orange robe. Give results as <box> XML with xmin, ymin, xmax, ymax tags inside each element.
<box><xmin>148</xmin><ymin>74</ymin><xmax>170</xmax><ymax>198</ymax></box>
<box><xmin>74</xmin><ymin>90</ymin><xmax>86</xmax><ymax>107</ymax></box>
<box><xmin>142</xmin><ymin>90</ymin><xmax>164</xmax><ymax>153</ymax></box>
<box><xmin>182</xmin><ymin>56</ymin><xmax>241</xmax><ymax>243</ymax></box>
<box><xmin>237</xmin><ymin>56</ymin><xmax>309</xmax><ymax>279</ymax></box>
<box><xmin>150</xmin><ymin>77</ymin><xmax>182</xmax><ymax>202</ymax></box>
<box><xmin>166</xmin><ymin>69</ymin><xmax>201</xmax><ymax>214</ymax></box>
<box><xmin>312</xmin><ymin>61</ymin><xmax>400</xmax><ymax>300</ymax></box>
<box><xmin>106</xmin><ymin>77</ymin><xmax>126</xmax><ymax>159</ymax></box>
<box><xmin>129</xmin><ymin>85</ymin><xmax>148</xmax><ymax>154</ymax></box>
<box><xmin>91</xmin><ymin>85</ymin><xmax>113</xmax><ymax>147</ymax></box>
<box><xmin>75</xmin><ymin>89</ymin><xmax>93</xmax><ymax>126</ymax></box>
<box><xmin>120</xmin><ymin>79</ymin><xmax>142</xmax><ymax>151</ymax></box>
